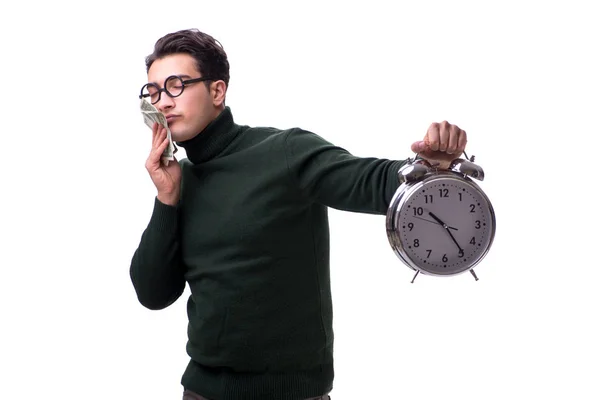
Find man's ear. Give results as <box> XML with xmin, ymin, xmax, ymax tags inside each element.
<box><xmin>212</xmin><ymin>80</ymin><xmax>227</xmax><ymax>107</ymax></box>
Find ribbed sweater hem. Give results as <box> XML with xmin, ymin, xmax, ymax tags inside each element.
<box><xmin>181</xmin><ymin>361</ymin><xmax>334</xmax><ymax>400</ymax></box>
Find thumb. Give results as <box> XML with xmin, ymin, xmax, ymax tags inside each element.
<box><xmin>411</xmin><ymin>141</ymin><xmax>427</xmax><ymax>153</ymax></box>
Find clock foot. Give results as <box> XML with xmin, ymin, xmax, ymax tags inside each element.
<box><xmin>411</xmin><ymin>270</ymin><xmax>420</xmax><ymax>283</ymax></box>
<box><xmin>470</xmin><ymin>269</ymin><xmax>479</xmax><ymax>281</ymax></box>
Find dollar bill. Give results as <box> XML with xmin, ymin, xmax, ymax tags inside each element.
<box><xmin>140</xmin><ymin>98</ymin><xmax>177</xmax><ymax>166</ymax></box>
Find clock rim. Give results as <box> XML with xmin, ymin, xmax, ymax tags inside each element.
<box><xmin>386</xmin><ymin>171</ymin><xmax>496</xmax><ymax>277</ymax></box>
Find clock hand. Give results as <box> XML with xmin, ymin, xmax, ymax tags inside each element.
<box><xmin>428</xmin><ymin>212</ymin><xmax>463</xmax><ymax>252</ymax></box>
<box><xmin>413</xmin><ymin>216</ymin><xmax>458</xmax><ymax>230</ymax></box>
<box><xmin>446</xmin><ymin>228</ymin><xmax>464</xmax><ymax>253</ymax></box>
<box><xmin>428</xmin><ymin>212</ymin><xmax>447</xmax><ymax>227</ymax></box>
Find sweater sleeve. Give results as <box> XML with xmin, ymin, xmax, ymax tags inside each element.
<box><xmin>129</xmin><ymin>197</ymin><xmax>186</xmax><ymax>310</ymax></box>
<box><xmin>284</xmin><ymin>128</ymin><xmax>407</xmax><ymax>215</ymax></box>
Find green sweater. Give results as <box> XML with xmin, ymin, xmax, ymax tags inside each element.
<box><xmin>130</xmin><ymin>107</ymin><xmax>406</xmax><ymax>399</ymax></box>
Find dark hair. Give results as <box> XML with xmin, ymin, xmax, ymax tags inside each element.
<box><xmin>145</xmin><ymin>29</ymin><xmax>230</xmax><ymax>88</ymax></box>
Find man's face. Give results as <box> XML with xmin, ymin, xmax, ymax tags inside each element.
<box><xmin>146</xmin><ymin>53</ymin><xmax>221</xmax><ymax>142</ymax></box>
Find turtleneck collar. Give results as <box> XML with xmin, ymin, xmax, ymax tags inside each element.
<box><xmin>176</xmin><ymin>106</ymin><xmax>240</xmax><ymax>164</ymax></box>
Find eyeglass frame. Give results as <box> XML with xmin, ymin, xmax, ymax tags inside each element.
<box><xmin>139</xmin><ymin>75</ymin><xmax>215</xmax><ymax>104</ymax></box>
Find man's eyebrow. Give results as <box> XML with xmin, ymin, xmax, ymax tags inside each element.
<box><xmin>146</xmin><ymin>74</ymin><xmax>192</xmax><ymax>85</ymax></box>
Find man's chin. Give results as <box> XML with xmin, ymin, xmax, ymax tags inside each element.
<box><xmin>171</xmin><ymin>130</ymin><xmax>195</xmax><ymax>143</ymax></box>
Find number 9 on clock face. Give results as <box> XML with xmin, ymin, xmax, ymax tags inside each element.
<box><xmin>388</xmin><ymin>173</ymin><xmax>496</xmax><ymax>276</ymax></box>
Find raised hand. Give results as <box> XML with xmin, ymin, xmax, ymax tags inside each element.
<box><xmin>145</xmin><ymin>122</ymin><xmax>182</xmax><ymax>206</ymax></box>
<box><xmin>411</xmin><ymin>121</ymin><xmax>467</xmax><ymax>169</ymax></box>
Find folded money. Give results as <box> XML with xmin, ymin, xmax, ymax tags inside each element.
<box><xmin>140</xmin><ymin>98</ymin><xmax>177</xmax><ymax>166</ymax></box>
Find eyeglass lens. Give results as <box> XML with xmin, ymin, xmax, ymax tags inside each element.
<box><xmin>142</xmin><ymin>76</ymin><xmax>186</xmax><ymax>104</ymax></box>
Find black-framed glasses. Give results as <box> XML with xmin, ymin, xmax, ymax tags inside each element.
<box><xmin>139</xmin><ymin>75</ymin><xmax>214</xmax><ymax>105</ymax></box>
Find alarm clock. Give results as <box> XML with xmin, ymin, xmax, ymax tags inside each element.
<box><xmin>386</xmin><ymin>155</ymin><xmax>496</xmax><ymax>282</ymax></box>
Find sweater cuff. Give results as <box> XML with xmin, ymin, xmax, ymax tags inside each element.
<box><xmin>385</xmin><ymin>160</ymin><xmax>407</xmax><ymax>207</ymax></box>
<box><xmin>148</xmin><ymin>196</ymin><xmax>179</xmax><ymax>234</ymax></box>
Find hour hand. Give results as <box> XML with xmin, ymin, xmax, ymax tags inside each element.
<box><xmin>428</xmin><ymin>212</ymin><xmax>448</xmax><ymax>228</ymax></box>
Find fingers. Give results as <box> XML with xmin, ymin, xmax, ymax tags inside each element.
<box><xmin>151</xmin><ymin>122</ymin><xmax>159</xmax><ymax>147</ymax></box>
<box><xmin>147</xmin><ymin>125</ymin><xmax>168</xmax><ymax>169</ymax></box>
<box><xmin>438</xmin><ymin>122</ymin><xmax>450</xmax><ymax>152</ymax></box>
<box><xmin>151</xmin><ymin>122</ymin><xmax>169</xmax><ymax>147</ymax></box>
<box><xmin>152</xmin><ymin>130</ymin><xmax>169</xmax><ymax>160</ymax></box>
<box><xmin>411</xmin><ymin>141</ymin><xmax>426</xmax><ymax>153</ymax></box>
<box><xmin>457</xmin><ymin>130</ymin><xmax>467</xmax><ymax>154</ymax></box>
<box><xmin>425</xmin><ymin>121</ymin><xmax>467</xmax><ymax>155</ymax></box>
<box><xmin>154</xmin><ymin>125</ymin><xmax>167</xmax><ymax>151</ymax></box>
<box><xmin>156</xmin><ymin>134</ymin><xmax>170</xmax><ymax>155</ymax></box>
<box><xmin>426</xmin><ymin>123</ymin><xmax>441</xmax><ymax>151</ymax></box>
<box><xmin>446</xmin><ymin>125</ymin><xmax>460</xmax><ymax>154</ymax></box>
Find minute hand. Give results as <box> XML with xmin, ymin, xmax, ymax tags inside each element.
<box><xmin>428</xmin><ymin>212</ymin><xmax>464</xmax><ymax>252</ymax></box>
<box><xmin>413</xmin><ymin>216</ymin><xmax>458</xmax><ymax>230</ymax></box>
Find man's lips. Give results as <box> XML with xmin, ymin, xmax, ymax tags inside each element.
<box><xmin>165</xmin><ymin>115</ymin><xmax>178</xmax><ymax>123</ymax></box>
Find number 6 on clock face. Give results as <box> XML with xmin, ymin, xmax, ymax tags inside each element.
<box><xmin>387</xmin><ymin>163</ymin><xmax>496</xmax><ymax>279</ymax></box>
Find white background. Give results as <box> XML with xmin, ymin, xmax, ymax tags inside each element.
<box><xmin>1</xmin><ymin>0</ymin><xmax>599</xmax><ymax>399</ymax></box>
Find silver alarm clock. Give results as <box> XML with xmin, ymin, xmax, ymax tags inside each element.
<box><xmin>386</xmin><ymin>154</ymin><xmax>496</xmax><ymax>282</ymax></box>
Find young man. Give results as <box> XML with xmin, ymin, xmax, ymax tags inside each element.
<box><xmin>130</xmin><ymin>29</ymin><xmax>467</xmax><ymax>400</ymax></box>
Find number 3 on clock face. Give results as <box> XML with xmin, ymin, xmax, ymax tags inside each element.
<box><xmin>395</xmin><ymin>174</ymin><xmax>496</xmax><ymax>276</ymax></box>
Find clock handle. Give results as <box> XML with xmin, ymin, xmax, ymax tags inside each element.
<box><xmin>449</xmin><ymin>158</ymin><xmax>485</xmax><ymax>181</ymax></box>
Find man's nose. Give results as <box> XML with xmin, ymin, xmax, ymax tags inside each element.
<box><xmin>156</xmin><ymin>91</ymin><xmax>175</xmax><ymax>111</ymax></box>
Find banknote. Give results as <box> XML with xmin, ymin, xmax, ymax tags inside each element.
<box><xmin>140</xmin><ymin>98</ymin><xmax>177</xmax><ymax>166</ymax></box>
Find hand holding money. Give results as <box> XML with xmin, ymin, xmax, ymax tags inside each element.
<box><xmin>145</xmin><ymin>122</ymin><xmax>182</xmax><ymax>206</ymax></box>
<box><xmin>140</xmin><ymin>98</ymin><xmax>177</xmax><ymax>166</ymax></box>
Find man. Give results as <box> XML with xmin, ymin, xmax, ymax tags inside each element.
<box><xmin>130</xmin><ymin>29</ymin><xmax>467</xmax><ymax>400</ymax></box>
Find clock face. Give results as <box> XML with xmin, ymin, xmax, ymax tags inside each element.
<box><xmin>397</xmin><ymin>175</ymin><xmax>495</xmax><ymax>275</ymax></box>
